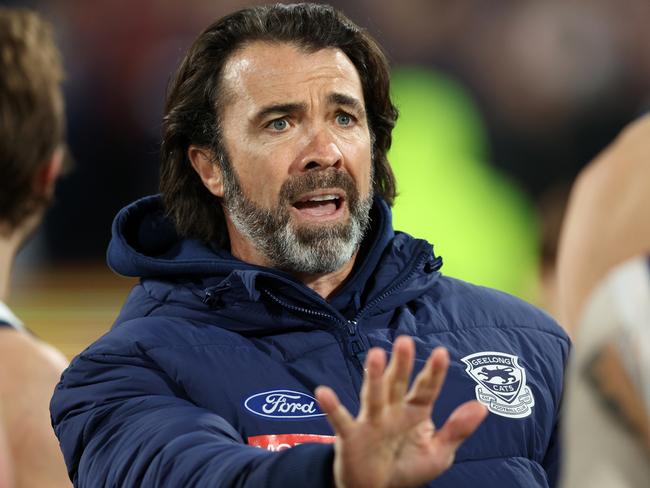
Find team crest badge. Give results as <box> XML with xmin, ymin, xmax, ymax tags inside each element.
<box><xmin>461</xmin><ymin>351</ymin><xmax>535</xmax><ymax>418</ymax></box>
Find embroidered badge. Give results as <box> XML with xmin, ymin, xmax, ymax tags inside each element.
<box><xmin>461</xmin><ymin>351</ymin><xmax>535</xmax><ymax>418</ymax></box>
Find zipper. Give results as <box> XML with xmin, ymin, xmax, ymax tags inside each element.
<box><xmin>203</xmin><ymin>283</ymin><xmax>368</xmax><ymax>369</ymax></box>
<box><xmin>203</xmin><ymin>244</ymin><xmax>440</xmax><ymax>376</ymax></box>
<box><xmin>346</xmin><ymin>319</ymin><xmax>367</xmax><ymax>368</ymax></box>
<box><xmin>262</xmin><ymin>289</ymin><xmax>367</xmax><ymax>372</ymax></box>
<box><xmin>344</xmin><ymin>246</ymin><xmax>440</xmax><ymax>368</ymax></box>
<box><xmin>262</xmin><ymin>288</ymin><xmax>339</xmax><ymax>324</ymax></box>
<box><xmin>351</xmin><ymin>243</ymin><xmax>440</xmax><ymax>323</ymax></box>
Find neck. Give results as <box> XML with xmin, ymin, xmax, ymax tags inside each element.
<box><xmin>226</xmin><ymin>220</ymin><xmax>358</xmax><ymax>300</ymax></box>
<box><xmin>0</xmin><ymin>231</ymin><xmax>20</xmax><ymax>302</ymax></box>
<box><xmin>292</xmin><ymin>252</ymin><xmax>358</xmax><ymax>299</ymax></box>
<box><xmin>0</xmin><ymin>213</ymin><xmax>40</xmax><ymax>302</ymax></box>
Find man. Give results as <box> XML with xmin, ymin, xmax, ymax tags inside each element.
<box><xmin>51</xmin><ymin>4</ymin><xmax>569</xmax><ymax>487</ymax></box>
<box><xmin>0</xmin><ymin>8</ymin><xmax>71</xmax><ymax>487</ymax></box>
<box><xmin>557</xmin><ymin>115</ymin><xmax>650</xmax><ymax>487</ymax></box>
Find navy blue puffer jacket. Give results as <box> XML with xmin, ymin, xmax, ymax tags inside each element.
<box><xmin>51</xmin><ymin>195</ymin><xmax>569</xmax><ymax>487</ymax></box>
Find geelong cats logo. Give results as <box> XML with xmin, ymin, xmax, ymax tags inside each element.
<box><xmin>244</xmin><ymin>390</ymin><xmax>325</xmax><ymax>419</ymax></box>
<box><xmin>461</xmin><ymin>351</ymin><xmax>535</xmax><ymax>418</ymax></box>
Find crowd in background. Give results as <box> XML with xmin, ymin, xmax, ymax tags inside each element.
<box><xmin>6</xmin><ymin>0</ymin><xmax>650</xmax><ymax>311</ymax></box>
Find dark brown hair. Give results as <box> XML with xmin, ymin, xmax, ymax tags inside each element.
<box><xmin>0</xmin><ymin>8</ymin><xmax>65</xmax><ymax>230</ymax></box>
<box><xmin>160</xmin><ymin>3</ymin><xmax>398</xmax><ymax>243</ymax></box>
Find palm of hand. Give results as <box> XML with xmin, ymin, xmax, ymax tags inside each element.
<box><xmin>316</xmin><ymin>337</ymin><xmax>487</xmax><ymax>488</ymax></box>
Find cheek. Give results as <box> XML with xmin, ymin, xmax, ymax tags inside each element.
<box><xmin>344</xmin><ymin>138</ymin><xmax>373</xmax><ymax>193</ymax></box>
<box><xmin>234</xmin><ymin>148</ymin><xmax>288</xmax><ymax>204</ymax></box>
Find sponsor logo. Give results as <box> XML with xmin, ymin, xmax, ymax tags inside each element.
<box><xmin>461</xmin><ymin>351</ymin><xmax>535</xmax><ymax>419</ymax></box>
<box><xmin>244</xmin><ymin>389</ymin><xmax>325</xmax><ymax>419</ymax></box>
<box><xmin>248</xmin><ymin>433</ymin><xmax>335</xmax><ymax>451</ymax></box>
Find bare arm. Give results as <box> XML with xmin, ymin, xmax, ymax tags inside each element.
<box><xmin>0</xmin><ymin>403</ymin><xmax>14</xmax><ymax>488</ymax></box>
<box><xmin>557</xmin><ymin>114</ymin><xmax>650</xmax><ymax>334</ymax></box>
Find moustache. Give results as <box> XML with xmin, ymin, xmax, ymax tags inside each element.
<box><xmin>279</xmin><ymin>169</ymin><xmax>359</xmax><ymax>205</ymax></box>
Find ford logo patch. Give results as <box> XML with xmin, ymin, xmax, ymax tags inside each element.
<box><xmin>244</xmin><ymin>389</ymin><xmax>325</xmax><ymax>419</ymax></box>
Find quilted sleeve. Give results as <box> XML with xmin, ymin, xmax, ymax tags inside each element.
<box><xmin>50</xmin><ymin>350</ymin><xmax>334</xmax><ymax>487</ymax></box>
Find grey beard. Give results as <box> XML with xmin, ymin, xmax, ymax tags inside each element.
<box><xmin>221</xmin><ymin>164</ymin><xmax>373</xmax><ymax>274</ymax></box>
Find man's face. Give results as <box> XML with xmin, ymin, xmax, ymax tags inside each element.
<box><xmin>215</xmin><ymin>41</ymin><xmax>374</xmax><ymax>274</ymax></box>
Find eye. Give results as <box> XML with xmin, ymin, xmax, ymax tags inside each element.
<box><xmin>335</xmin><ymin>112</ymin><xmax>354</xmax><ymax>126</ymax></box>
<box><xmin>267</xmin><ymin>118</ymin><xmax>289</xmax><ymax>131</ymax></box>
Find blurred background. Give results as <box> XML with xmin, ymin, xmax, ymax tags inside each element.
<box><xmin>4</xmin><ymin>0</ymin><xmax>650</xmax><ymax>358</ymax></box>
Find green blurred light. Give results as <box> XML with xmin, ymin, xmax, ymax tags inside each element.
<box><xmin>389</xmin><ymin>68</ymin><xmax>539</xmax><ymax>301</ymax></box>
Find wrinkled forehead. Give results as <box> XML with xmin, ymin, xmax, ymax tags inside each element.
<box><xmin>218</xmin><ymin>40</ymin><xmax>365</xmax><ymax>113</ymax></box>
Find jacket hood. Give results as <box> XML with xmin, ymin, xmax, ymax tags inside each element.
<box><xmin>107</xmin><ymin>194</ymin><xmax>427</xmax><ymax>278</ymax></box>
<box><xmin>108</xmin><ymin>195</ymin><xmax>248</xmax><ymax>278</ymax></box>
<box><xmin>107</xmin><ymin>194</ymin><xmax>442</xmax><ymax>330</ymax></box>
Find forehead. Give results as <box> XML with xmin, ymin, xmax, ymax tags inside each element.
<box><xmin>220</xmin><ymin>41</ymin><xmax>365</xmax><ymax>111</ymax></box>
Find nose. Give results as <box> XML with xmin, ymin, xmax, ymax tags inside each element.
<box><xmin>297</xmin><ymin>127</ymin><xmax>343</xmax><ymax>172</ymax></box>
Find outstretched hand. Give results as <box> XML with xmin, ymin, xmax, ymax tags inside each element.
<box><xmin>315</xmin><ymin>336</ymin><xmax>487</xmax><ymax>488</ymax></box>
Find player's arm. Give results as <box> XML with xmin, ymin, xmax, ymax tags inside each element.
<box><xmin>0</xmin><ymin>402</ymin><xmax>14</xmax><ymax>488</ymax></box>
<box><xmin>557</xmin><ymin>114</ymin><xmax>650</xmax><ymax>334</ymax></box>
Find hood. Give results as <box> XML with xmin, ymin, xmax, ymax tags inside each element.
<box><xmin>107</xmin><ymin>194</ymin><xmax>442</xmax><ymax>330</ymax></box>
<box><xmin>107</xmin><ymin>195</ymin><xmax>250</xmax><ymax>279</ymax></box>
<box><xmin>108</xmin><ymin>194</ymin><xmax>401</xmax><ymax>280</ymax></box>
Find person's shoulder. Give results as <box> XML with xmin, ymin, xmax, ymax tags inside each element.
<box><xmin>85</xmin><ymin>304</ymin><xmax>245</xmax><ymax>360</ymax></box>
<box><xmin>431</xmin><ymin>274</ymin><xmax>569</xmax><ymax>342</ymax></box>
<box><xmin>0</xmin><ymin>328</ymin><xmax>67</xmax><ymax>406</ymax></box>
<box><xmin>0</xmin><ymin>328</ymin><xmax>67</xmax><ymax>388</ymax></box>
<box><xmin>0</xmin><ymin>329</ymin><xmax>71</xmax><ymax>487</ymax></box>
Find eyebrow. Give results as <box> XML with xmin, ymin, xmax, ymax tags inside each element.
<box><xmin>252</xmin><ymin>92</ymin><xmax>366</xmax><ymax>124</ymax></box>
<box><xmin>327</xmin><ymin>92</ymin><xmax>365</xmax><ymax>116</ymax></box>
<box><xmin>253</xmin><ymin>102</ymin><xmax>307</xmax><ymax>124</ymax></box>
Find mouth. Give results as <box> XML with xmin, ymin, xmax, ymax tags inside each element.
<box><xmin>291</xmin><ymin>189</ymin><xmax>346</xmax><ymax>221</ymax></box>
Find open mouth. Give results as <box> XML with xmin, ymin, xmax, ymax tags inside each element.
<box><xmin>292</xmin><ymin>191</ymin><xmax>345</xmax><ymax>219</ymax></box>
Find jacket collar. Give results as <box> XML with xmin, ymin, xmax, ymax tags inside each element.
<box><xmin>108</xmin><ymin>195</ymin><xmax>442</xmax><ymax>331</ymax></box>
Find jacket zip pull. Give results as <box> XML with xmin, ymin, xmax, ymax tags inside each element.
<box><xmin>347</xmin><ymin>336</ymin><xmax>366</xmax><ymax>371</ymax></box>
<box><xmin>352</xmin><ymin>342</ymin><xmax>367</xmax><ymax>370</ymax></box>
<box><xmin>351</xmin><ymin>244</ymin><xmax>435</xmax><ymax>324</ymax></box>
<box><xmin>263</xmin><ymin>287</ymin><xmax>367</xmax><ymax>370</ymax></box>
<box><xmin>346</xmin><ymin>319</ymin><xmax>357</xmax><ymax>335</ymax></box>
<box><xmin>424</xmin><ymin>255</ymin><xmax>443</xmax><ymax>273</ymax></box>
<box><xmin>345</xmin><ymin>319</ymin><xmax>367</xmax><ymax>370</ymax></box>
<box><xmin>202</xmin><ymin>290</ymin><xmax>216</xmax><ymax>307</ymax></box>
<box><xmin>202</xmin><ymin>280</ymin><xmax>234</xmax><ymax>308</ymax></box>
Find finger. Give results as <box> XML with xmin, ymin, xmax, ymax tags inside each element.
<box><xmin>384</xmin><ymin>336</ymin><xmax>415</xmax><ymax>404</ymax></box>
<box><xmin>359</xmin><ymin>347</ymin><xmax>387</xmax><ymax>420</ymax></box>
<box><xmin>406</xmin><ymin>347</ymin><xmax>449</xmax><ymax>408</ymax></box>
<box><xmin>315</xmin><ymin>386</ymin><xmax>355</xmax><ymax>438</ymax></box>
<box><xmin>426</xmin><ymin>401</ymin><xmax>488</xmax><ymax>474</ymax></box>
<box><xmin>432</xmin><ymin>400</ymin><xmax>488</xmax><ymax>454</ymax></box>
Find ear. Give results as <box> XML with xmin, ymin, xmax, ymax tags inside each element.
<box><xmin>33</xmin><ymin>146</ymin><xmax>64</xmax><ymax>198</ymax></box>
<box><xmin>188</xmin><ymin>145</ymin><xmax>224</xmax><ymax>198</ymax></box>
